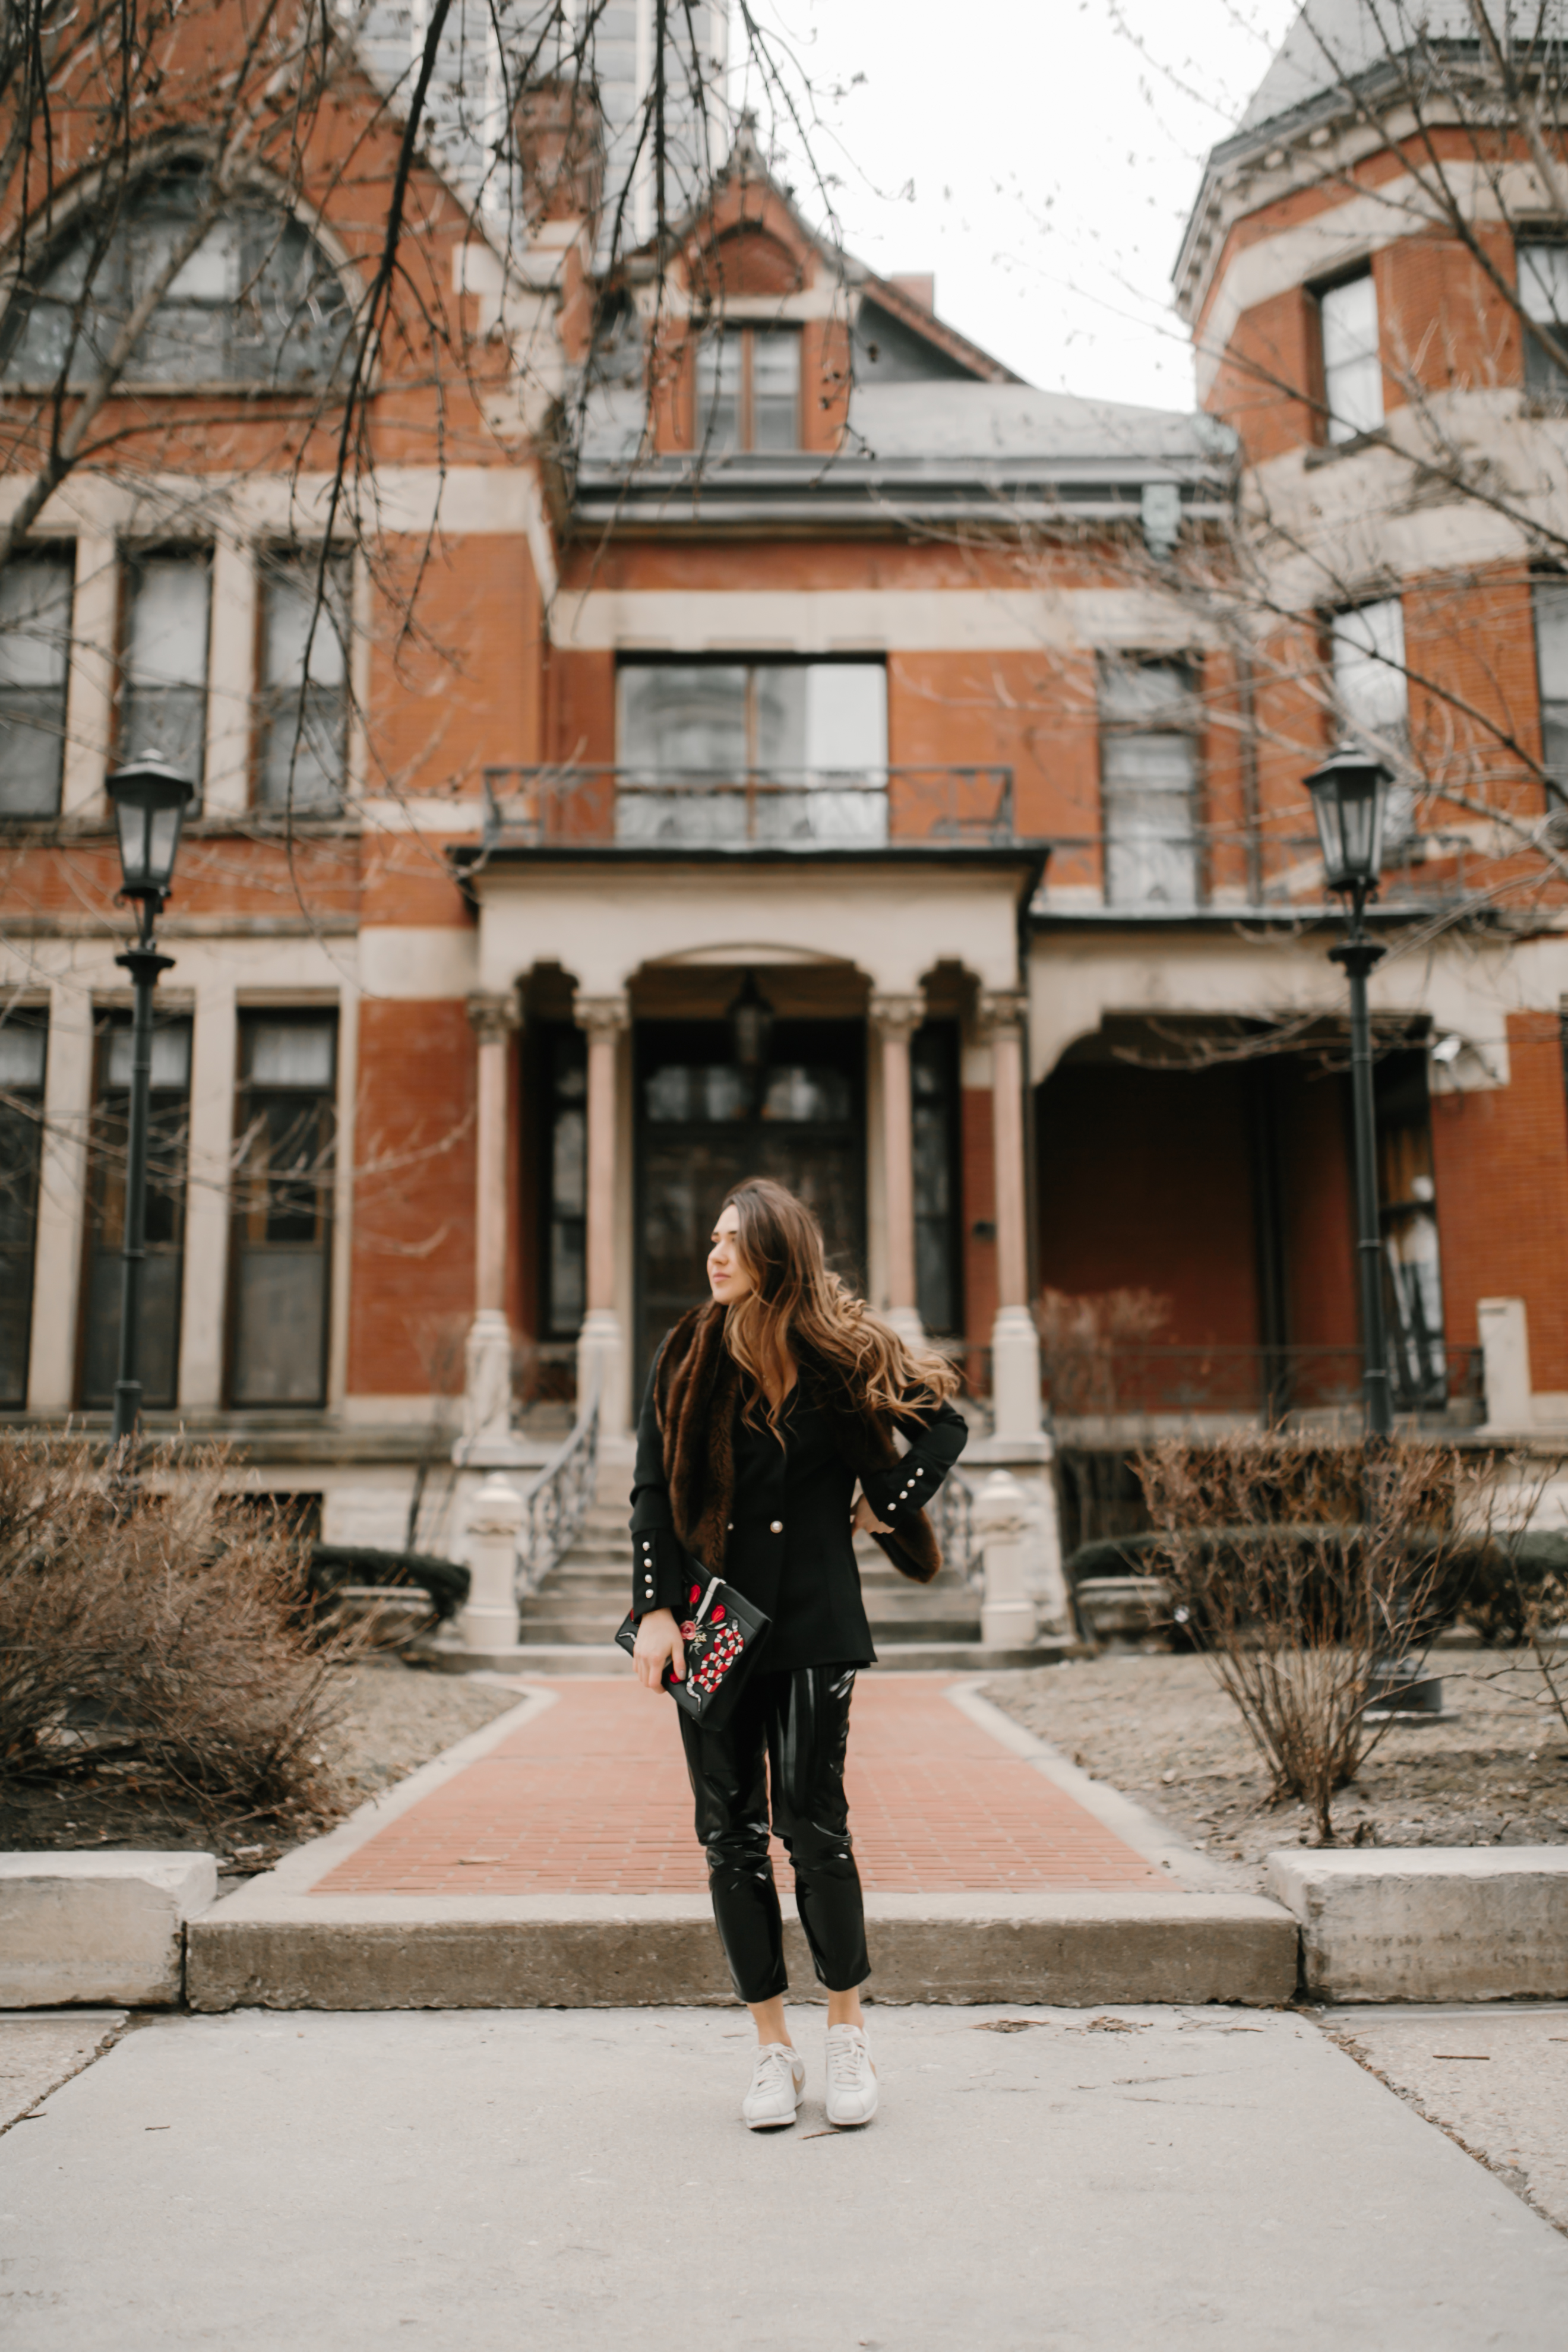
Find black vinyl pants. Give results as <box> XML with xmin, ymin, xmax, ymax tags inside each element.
<box><xmin>678</xmin><ymin>1662</ymin><xmax>871</xmax><ymax>2005</ymax></box>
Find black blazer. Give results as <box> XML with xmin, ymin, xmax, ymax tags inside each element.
<box><xmin>630</xmin><ymin>1345</ymin><xmax>969</xmax><ymax>1672</ymax></box>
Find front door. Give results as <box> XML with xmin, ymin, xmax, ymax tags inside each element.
<box><xmin>635</xmin><ymin>1017</ymin><xmax>866</xmax><ymax>1384</ymax></box>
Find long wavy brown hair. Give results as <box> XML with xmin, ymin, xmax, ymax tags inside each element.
<box><xmin>716</xmin><ymin>1177</ymin><xmax>959</xmax><ymax>1434</ymax></box>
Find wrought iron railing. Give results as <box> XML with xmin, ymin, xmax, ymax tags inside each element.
<box><xmin>1039</xmin><ymin>1341</ymin><xmax>1484</xmax><ymax>1423</ymax></box>
<box><xmin>481</xmin><ymin>765</ymin><xmax>1016</xmax><ymax>851</ymax></box>
<box><xmin>517</xmin><ymin>1375</ymin><xmax>600</xmax><ymax>1595</ymax></box>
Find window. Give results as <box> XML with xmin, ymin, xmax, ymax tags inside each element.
<box><xmin>229</xmin><ymin>1015</ymin><xmax>337</xmax><ymax>1406</ymax></box>
<box><xmin>1533</xmin><ymin>576</ymin><xmax>1568</xmax><ymax>798</ymax></box>
<box><xmin>0</xmin><ymin>550</ymin><xmax>73</xmax><ymax>818</ymax></box>
<box><xmin>1330</xmin><ymin>596</ymin><xmax>1415</xmax><ymax>840</ymax></box>
<box><xmin>1518</xmin><ymin>244</ymin><xmax>1568</xmax><ymax>401</ymax></box>
<box><xmin>0</xmin><ymin>170</ymin><xmax>352</xmax><ymax>390</ymax></box>
<box><xmin>258</xmin><ymin>550</ymin><xmax>351</xmax><ymax>812</ymax></box>
<box><xmin>79</xmin><ymin>1014</ymin><xmax>191</xmax><ymax>1409</ymax></box>
<box><xmin>119</xmin><ymin>549</ymin><xmax>210</xmax><ymax>794</ymax></box>
<box><xmin>616</xmin><ymin>659</ymin><xmax>887</xmax><ymax>844</ymax></box>
<box><xmin>694</xmin><ymin>327</ymin><xmax>800</xmax><ymax>451</ymax></box>
<box><xmin>0</xmin><ymin>1013</ymin><xmax>47</xmax><ymax>1406</ymax></box>
<box><xmin>1098</xmin><ymin>658</ymin><xmax>1201</xmax><ymax>907</ymax></box>
<box><xmin>1319</xmin><ymin>271</ymin><xmax>1383</xmax><ymax>443</ymax></box>
<box><xmin>912</xmin><ymin>1022</ymin><xmax>962</xmax><ymax>1339</ymax></box>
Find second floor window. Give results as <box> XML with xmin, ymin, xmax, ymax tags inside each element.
<box><xmin>695</xmin><ymin>327</ymin><xmax>800</xmax><ymax>451</ymax></box>
<box><xmin>0</xmin><ymin>549</ymin><xmax>73</xmax><ymax>818</ymax></box>
<box><xmin>119</xmin><ymin>549</ymin><xmax>211</xmax><ymax>795</ymax></box>
<box><xmin>1320</xmin><ymin>271</ymin><xmax>1383</xmax><ymax>443</ymax></box>
<box><xmin>617</xmin><ymin>659</ymin><xmax>886</xmax><ymax>844</ymax></box>
<box><xmin>1098</xmin><ymin>657</ymin><xmax>1200</xmax><ymax>908</ymax></box>
<box><xmin>1518</xmin><ymin>242</ymin><xmax>1568</xmax><ymax>402</ymax></box>
<box><xmin>1533</xmin><ymin>575</ymin><xmax>1568</xmax><ymax>800</ymax></box>
<box><xmin>1330</xmin><ymin>596</ymin><xmax>1415</xmax><ymax>842</ymax></box>
<box><xmin>258</xmin><ymin>550</ymin><xmax>351</xmax><ymax>813</ymax></box>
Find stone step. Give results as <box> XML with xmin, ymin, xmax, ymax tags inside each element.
<box><xmin>188</xmin><ymin>1889</ymin><xmax>1297</xmax><ymax>2010</ymax></box>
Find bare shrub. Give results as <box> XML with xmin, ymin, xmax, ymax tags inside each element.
<box><xmin>1136</xmin><ymin>1432</ymin><xmax>1462</xmax><ymax>1843</ymax></box>
<box><xmin>0</xmin><ymin>1433</ymin><xmax>361</xmax><ymax>1829</ymax></box>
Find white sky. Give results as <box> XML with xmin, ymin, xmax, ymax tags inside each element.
<box><xmin>731</xmin><ymin>0</ymin><xmax>1300</xmax><ymax>412</ymax></box>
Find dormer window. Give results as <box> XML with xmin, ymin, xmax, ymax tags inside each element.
<box><xmin>1319</xmin><ymin>271</ymin><xmax>1383</xmax><ymax>443</ymax></box>
<box><xmin>695</xmin><ymin>326</ymin><xmax>799</xmax><ymax>452</ymax></box>
<box><xmin>0</xmin><ymin>169</ymin><xmax>352</xmax><ymax>390</ymax></box>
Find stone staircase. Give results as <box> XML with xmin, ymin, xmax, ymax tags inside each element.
<box><xmin>507</xmin><ymin>1461</ymin><xmax>1057</xmax><ymax>1671</ymax></box>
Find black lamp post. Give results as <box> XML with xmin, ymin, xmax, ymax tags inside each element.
<box><xmin>1306</xmin><ymin>744</ymin><xmax>1393</xmax><ymax>1440</ymax></box>
<box><xmin>105</xmin><ymin>753</ymin><xmax>193</xmax><ymax>1452</ymax></box>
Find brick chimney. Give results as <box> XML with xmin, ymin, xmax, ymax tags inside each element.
<box><xmin>887</xmin><ymin>273</ymin><xmax>935</xmax><ymax>313</ymax></box>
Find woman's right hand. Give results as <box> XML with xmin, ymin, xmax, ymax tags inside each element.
<box><xmin>632</xmin><ymin>1606</ymin><xmax>686</xmax><ymax>1691</ymax></box>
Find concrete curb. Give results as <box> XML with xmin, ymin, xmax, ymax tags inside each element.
<box><xmin>185</xmin><ymin>1888</ymin><xmax>1298</xmax><ymax>2011</ymax></box>
<box><xmin>0</xmin><ymin>1854</ymin><xmax>216</xmax><ymax>2008</ymax></box>
<box><xmin>1270</xmin><ymin>1847</ymin><xmax>1568</xmax><ymax>2003</ymax></box>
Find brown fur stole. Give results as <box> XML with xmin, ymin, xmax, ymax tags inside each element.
<box><xmin>653</xmin><ymin>1300</ymin><xmax>943</xmax><ymax>1585</ymax></box>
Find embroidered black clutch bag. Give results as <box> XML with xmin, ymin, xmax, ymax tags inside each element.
<box><xmin>615</xmin><ymin>1570</ymin><xmax>771</xmax><ymax>1730</ymax></box>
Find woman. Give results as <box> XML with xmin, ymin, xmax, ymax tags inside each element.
<box><xmin>630</xmin><ymin>1176</ymin><xmax>968</xmax><ymax>2130</ymax></box>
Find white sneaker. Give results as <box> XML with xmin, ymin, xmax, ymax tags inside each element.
<box><xmin>742</xmin><ymin>2042</ymin><xmax>805</xmax><ymax>2130</ymax></box>
<box><xmin>824</xmin><ymin>2025</ymin><xmax>878</xmax><ymax>2127</ymax></box>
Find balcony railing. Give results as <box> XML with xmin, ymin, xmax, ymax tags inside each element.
<box><xmin>480</xmin><ymin>766</ymin><xmax>1016</xmax><ymax>851</ymax></box>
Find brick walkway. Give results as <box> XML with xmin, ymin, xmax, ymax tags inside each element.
<box><xmin>314</xmin><ymin>1677</ymin><xmax>1168</xmax><ymax>1897</ymax></box>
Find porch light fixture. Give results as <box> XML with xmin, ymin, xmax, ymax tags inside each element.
<box><xmin>103</xmin><ymin>753</ymin><xmax>192</xmax><ymax>1459</ymax></box>
<box><xmin>728</xmin><ymin>969</ymin><xmax>774</xmax><ymax>1072</ymax></box>
<box><xmin>1305</xmin><ymin>743</ymin><xmax>1390</xmax><ymax>902</ymax></box>
<box><xmin>106</xmin><ymin>752</ymin><xmax>195</xmax><ymax>906</ymax></box>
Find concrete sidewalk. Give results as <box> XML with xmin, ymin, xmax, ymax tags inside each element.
<box><xmin>3</xmin><ymin>2004</ymin><xmax>1566</xmax><ymax>2350</ymax></box>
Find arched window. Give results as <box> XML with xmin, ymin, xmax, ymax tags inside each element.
<box><xmin>1</xmin><ymin>168</ymin><xmax>353</xmax><ymax>390</ymax></box>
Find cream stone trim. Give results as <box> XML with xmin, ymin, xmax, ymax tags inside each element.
<box><xmin>60</xmin><ymin>533</ymin><xmax>116</xmax><ymax>821</ymax></box>
<box><xmin>204</xmin><ymin>535</ymin><xmax>257</xmax><ymax>820</ymax></box>
<box><xmin>328</xmin><ymin>981</ymin><xmax>358</xmax><ymax>1412</ymax></box>
<box><xmin>178</xmin><ymin>975</ymin><xmax>239</xmax><ymax>1409</ymax></box>
<box><xmin>1021</xmin><ymin>927</ymin><xmax>1568</xmax><ymax>1093</ymax></box>
<box><xmin>549</xmin><ymin>585</ymin><xmax>1202</xmax><ymax>655</ymax></box>
<box><xmin>473</xmin><ymin>861</ymin><xmax>1028</xmax><ymax>998</ymax></box>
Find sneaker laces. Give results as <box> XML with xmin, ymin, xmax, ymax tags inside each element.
<box><xmin>827</xmin><ymin>2029</ymin><xmax>868</xmax><ymax>2089</ymax></box>
<box><xmin>751</xmin><ymin>2044</ymin><xmax>796</xmax><ymax>2095</ymax></box>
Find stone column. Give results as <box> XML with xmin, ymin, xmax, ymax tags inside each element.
<box><xmin>980</xmin><ymin>991</ymin><xmax>1042</xmax><ymax>1442</ymax></box>
<box><xmin>870</xmin><ymin>992</ymin><xmax>925</xmax><ymax>1349</ymax></box>
<box><xmin>460</xmin><ymin>991</ymin><xmax>521</xmax><ymax>1458</ymax></box>
<box><xmin>975</xmin><ymin>1469</ymin><xmax>1039</xmax><ymax>1651</ymax></box>
<box><xmin>460</xmin><ymin>1471</ymin><xmax>524</xmax><ymax>1651</ymax></box>
<box><xmin>575</xmin><ymin>992</ymin><xmax>630</xmax><ymax>1428</ymax></box>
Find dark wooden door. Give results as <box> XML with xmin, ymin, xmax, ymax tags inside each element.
<box><xmin>635</xmin><ymin>1019</ymin><xmax>865</xmax><ymax>1387</ymax></box>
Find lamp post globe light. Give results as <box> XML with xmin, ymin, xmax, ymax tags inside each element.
<box><xmin>1305</xmin><ymin>744</ymin><xmax>1394</xmax><ymax>1441</ymax></box>
<box><xmin>105</xmin><ymin>754</ymin><xmax>194</xmax><ymax>1452</ymax></box>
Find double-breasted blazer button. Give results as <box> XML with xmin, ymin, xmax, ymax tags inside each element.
<box><xmin>769</xmin><ymin>1520</ymin><xmax>783</xmax><ymax>1534</ymax></box>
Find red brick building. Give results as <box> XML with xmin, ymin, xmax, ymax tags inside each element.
<box><xmin>4</xmin><ymin>4</ymin><xmax>1567</xmax><ymax>1628</ymax></box>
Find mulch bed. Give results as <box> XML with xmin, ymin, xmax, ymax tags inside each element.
<box><xmin>984</xmin><ymin>1645</ymin><xmax>1568</xmax><ymax>1895</ymax></box>
<box><xmin>0</xmin><ymin>1661</ymin><xmax>521</xmax><ymax>1879</ymax></box>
